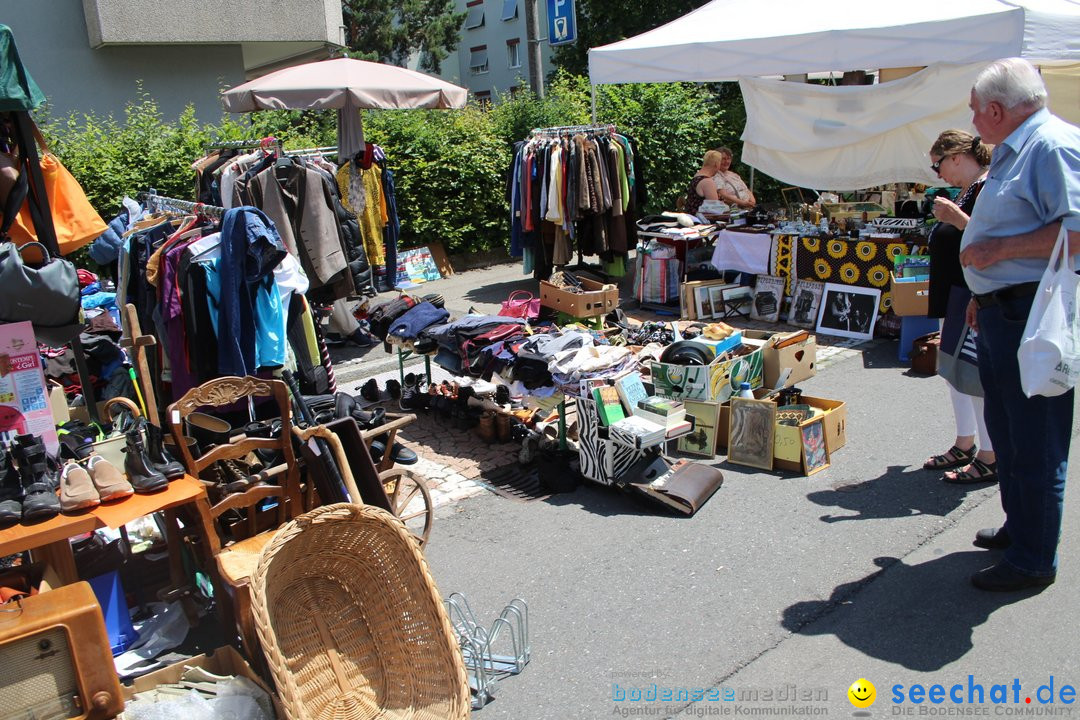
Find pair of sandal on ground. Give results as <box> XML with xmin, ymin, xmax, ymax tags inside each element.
<box><xmin>923</xmin><ymin>444</ymin><xmax>997</xmax><ymax>484</ymax></box>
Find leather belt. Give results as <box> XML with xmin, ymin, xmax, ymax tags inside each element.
<box><xmin>972</xmin><ymin>281</ymin><xmax>1040</xmax><ymax>310</ymax></box>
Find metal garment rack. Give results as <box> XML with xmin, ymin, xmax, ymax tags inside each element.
<box><xmin>204</xmin><ymin>137</ymin><xmax>281</xmax><ymax>153</ymax></box>
<box><xmin>530</xmin><ymin>123</ymin><xmax>616</xmax><ymax>138</ymax></box>
<box><xmin>444</xmin><ymin>593</ymin><xmax>530</xmax><ymax>709</ymax></box>
<box><xmin>284</xmin><ymin>145</ymin><xmax>338</xmax><ymax>157</ymax></box>
<box><xmin>138</xmin><ymin>190</ymin><xmax>225</xmax><ymax>219</ymax></box>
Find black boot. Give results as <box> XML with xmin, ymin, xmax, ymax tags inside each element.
<box><xmin>0</xmin><ymin>447</ymin><xmax>24</xmax><ymax>526</ymax></box>
<box><xmin>11</xmin><ymin>434</ymin><xmax>60</xmax><ymax>521</ymax></box>
<box><xmin>124</xmin><ymin>423</ymin><xmax>168</xmax><ymax>493</ymax></box>
<box><xmin>144</xmin><ymin>421</ymin><xmax>185</xmax><ymax>480</ymax></box>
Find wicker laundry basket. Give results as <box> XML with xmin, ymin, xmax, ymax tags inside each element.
<box><xmin>250</xmin><ymin>503</ymin><xmax>469</xmax><ymax>720</ymax></box>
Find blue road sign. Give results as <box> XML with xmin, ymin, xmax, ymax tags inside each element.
<box><xmin>547</xmin><ymin>0</ymin><xmax>577</xmax><ymax>46</ymax></box>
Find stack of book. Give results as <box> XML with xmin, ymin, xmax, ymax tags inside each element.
<box><xmin>636</xmin><ymin>397</ymin><xmax>692</xmax><ymax>437</ymax></box>
<box><xmin>609</xmin><ymin>415</ymin><xmax>667</xmax><ymax>447</ymax></box>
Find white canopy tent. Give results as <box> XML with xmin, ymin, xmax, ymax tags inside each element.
<box><xmin>587</xmin><ymin>0</ymin><xmax>1080</xmax><ymax>190</ymax></box>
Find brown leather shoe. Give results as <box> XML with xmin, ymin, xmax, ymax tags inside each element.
<box><xmin>60</xmin><ymin>461</ymin><xmax>100</xmax><ymax>512</ymax></box>
<box><xmin>87</xmin><ymin>455</ymin><xmax>134</xmax><ymax>502</ymax></box>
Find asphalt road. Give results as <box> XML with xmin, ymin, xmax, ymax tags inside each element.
<box><xmin>422</xmin><ymin>339</ymin><xmax>1080</xmax><ymax>719</ymax></box>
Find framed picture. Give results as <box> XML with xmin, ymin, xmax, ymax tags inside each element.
<box><xmin>708</xmin><ymin>286</ymin><xmax>727</xmax><ymax>320</ymax></box>
<box><xmin>787</xmin><ymin>279</ymin><xmax>824</xmax><ymax>329</ymax></box>
<box><xmin>750</xmin><ymin>275</ymin><xmax>785</xmax><ymax>323</ymax></box>
<box><xmin>694</xmin><ymin>286</ymin><xmax>715</xmax><ymax>320</ymax></box>
<box><xmin>679</xmin><ymin>400</ymin><xmax>720</xmax><ymax>457</ymax></box>
<box><xmin>816</xmin><ymin>283</ymin><xmax>880</xmax><ymax>340</ymax></box>
<box><xmin>720</xmin><ymin>285</ymin><xmax>753</xmax><ymax>318</ymax></box>
<box><xmin>727</xmin><ymin>396</ymin><xmax>776</xmax><ymax>470</ymax></box>
<box><xmin>800</xmin><ymin>417</ymin><xmax>830</xmax><ymax>475</ymax></box>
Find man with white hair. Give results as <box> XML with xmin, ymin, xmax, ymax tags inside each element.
<box><xmin>959</xmin><ymin>57</ymin><xmax>1080</xmax><ymax>591</ymax></box>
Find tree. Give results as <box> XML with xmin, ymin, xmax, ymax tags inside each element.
<box><xmin>342</xmin><ymin>0</ymin><xmax>466</xmax><ymax>73</ymax></box>
<box><xmin>550</xmin><ymin>0</ymin><xmax>711</xmax><ymax>76</ymax></box>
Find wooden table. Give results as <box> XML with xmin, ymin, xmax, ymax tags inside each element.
<box><xmin>0</xmin><ymin>475</ymin><xmax>210</xmax><ymax>585</ymax></box>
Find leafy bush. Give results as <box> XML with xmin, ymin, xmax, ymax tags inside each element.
<box><xmin>39</xmin><ymin>77</ymin><xmax>778</xmax><ymax>259</ymax></box>
<box><xmin>41</xmin><ymin>89</ymin><xmax>336</xmax><ymax>220</ymax></box>
<box><xmin>364</xmin><ymin>105</ymin><xmax>512</xmax><ymax>255</ymax></box>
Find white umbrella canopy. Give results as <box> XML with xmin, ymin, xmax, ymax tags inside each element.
<box><xmin>221</xmin><ymin>57</ymin><xmax>468</xmax><ymax>156</ymax></box>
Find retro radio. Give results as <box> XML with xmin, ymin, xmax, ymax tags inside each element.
<box><xmin>0</xmin><ymin>581</ymin><xmax>124</xmax><ymax>719</ymax></box>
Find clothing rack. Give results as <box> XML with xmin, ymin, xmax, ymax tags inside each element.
<box><xmin>204</xmin><ymin>137</ymin><xmax>281</xmax><ymax>153</ymax></box>
<box><xmin>529</xmin><ymin>123</ymin><xmax>615</xmax><ymax>138</ymax></box>
<box><xmin>139</xmin><ymin>190</ymin><xmax>225</xmax><ymax>219</ymax></box>
<box><xmin>284</xmin><ymin>146</ymin><xmax>338</xmax><ymax>157</ymax></box>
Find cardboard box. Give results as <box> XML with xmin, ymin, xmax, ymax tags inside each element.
<box><xmin>687</xmin><ymin>332</ymin><xmax>743</xmax><ymax>358</ymax></box>
<box><xmin>717</xmin><ymin>393</ymin><xmax>846</xmax><ymax>462</ymax></box>
<box><xmin>68</xmin><ymin>399</ymin><xmax>110</xmax><ymax>425</ymax></box>
<box><xmin>123</xmin><ymin>645</ymin><xmax>282</xmax><ymax>717</ymax></box>
<box><xmin>48</xmin><ymin>381</ymin><xmax>70</xmax><ymax>425</ymax></box>
<box><xmin>540</xmin><ymin>278</ymin><xmax>619</xmax><ymax>318</ymax></box>
<box><xmin>651</xmin><ymin>345</ymin><xmax>763</xmax><ymax>403</ymax></box>
<box><xmin>742</xmin><ymin>330</ymin><xmax>817</xmax><ymax>389</ymax></box>
<box><xmin>890</xmin><ymin>271</ymin><xmax>930</xmax><ymax>317</ymax></box>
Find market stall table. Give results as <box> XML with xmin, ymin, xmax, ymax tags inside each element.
<box><xmin>0</xmin><ymin>475</ymin><xmax>210</xmax><ymax>586</ymax></box>
<box><xmin>710</xmin><ymin>228</ymin><xmax>772</xmax><ymax>276</ymax></box>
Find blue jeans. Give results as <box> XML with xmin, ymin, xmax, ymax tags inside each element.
<box><xmin>976</xmin><ymin>293</ymin><xmax>1074</xmax><ymax>577</ymax></box>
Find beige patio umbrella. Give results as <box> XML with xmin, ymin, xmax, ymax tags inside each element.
<box><xmin>221</xmin><ymin>57</ymin><xmax>468</xmax><ymax>158</ymax></box>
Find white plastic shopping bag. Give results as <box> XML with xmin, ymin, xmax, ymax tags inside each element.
<box><xmin>1017</xmin><ymin>223</ymin><xmax>1080</xmax><ymax>397</ymax></box>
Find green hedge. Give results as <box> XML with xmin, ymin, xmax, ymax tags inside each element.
<box><xmin>42</xmin><ymin>76</ymin><xmax>754</xmax><ymax>257</ymax></box>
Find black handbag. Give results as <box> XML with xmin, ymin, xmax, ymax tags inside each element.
<box><xmin>0</xmin><ymin>240</ymin><xmax>81</xmax><ymax>344</ymax></box>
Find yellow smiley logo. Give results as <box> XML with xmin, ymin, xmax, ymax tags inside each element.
<box><xmin>847</xmin><ymin>678</ymin><xmax>876</xmax><ymax>708</ymax></box>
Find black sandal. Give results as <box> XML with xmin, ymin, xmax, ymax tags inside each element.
<box><xmin>943</xmin><ymin>458</ymin><xmax>998</xmax><ymax>485</ymax></box>
<box><xmin>923</xmin><ymin>444</ymin><xmax>976</xmax><ymax>470</ymax></box>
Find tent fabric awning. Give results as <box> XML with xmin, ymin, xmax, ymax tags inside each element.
<box><xmin>739</xmin><ymin>63</ymin><xmax>985</xmax><ymax>190</ymax></box>
<box><xmin>587</xmin><ymin>0</ymin><xmax>1080</xmax><ymax>85</ymax></box>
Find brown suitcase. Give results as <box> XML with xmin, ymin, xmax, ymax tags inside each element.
<box><xmin>911</xmin><ymin>331</ymin><xmax>940</xmax><ymax>375</ymax></box>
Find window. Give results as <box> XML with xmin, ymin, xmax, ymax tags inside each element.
<box><xmin>465</xmin><ymin>0</ymin><xmax>485</xmax><ymax>29</ymax></box>
<box><xmin>474</xmin><ymin>90</ymin><xmax>492</xmax><ymax>108</ymax></box>
<box><xmin>501</xmin><ymin>0</ymin><xmax>518</xmax><ymax>20</ymax></box>
<box><xmin>469</xmin><ymin>46</ymin><xmax>489</xmax><ymax>75</ymax></box>
<box><xmin>506</xmin><ymin>39</ymin><xmax>521</xmax><ymax>69</ymax></box>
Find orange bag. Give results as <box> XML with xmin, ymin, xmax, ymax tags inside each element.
<box><xmin>6</xmin><ymin>152</ymin><xmax>106</xmax><ymax>256</ymax></box>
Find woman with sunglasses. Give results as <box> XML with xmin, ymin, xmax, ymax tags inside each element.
<box><xmin>922</xmin><ymin>129</ymin><xmax>997</xmax><ymax>484</ymax></box>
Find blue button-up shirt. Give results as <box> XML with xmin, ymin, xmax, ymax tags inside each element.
<box><xmin>962</xmin><ymin>108</ymin><xmax>1080</xmax><ymax>294</ymax></box>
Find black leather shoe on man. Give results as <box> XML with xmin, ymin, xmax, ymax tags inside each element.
<box><xmin>971</xmin><ymin>561</ymin><xmax>1055</xmax><ymax>592</ymax></box>
<box><xmin>973</xmin><ymin>526</ymin><xmax>1011</xmax><ymax>550</ymax></box>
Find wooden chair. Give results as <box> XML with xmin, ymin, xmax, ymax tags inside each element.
<box><xmin>166</xmin><ymin>375</ymin><xmax>305</xmax><ymax>660</ymax></box>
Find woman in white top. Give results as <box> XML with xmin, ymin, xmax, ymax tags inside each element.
<box><xmin>711</xmin><ymin>146</ymin><xmax>756</xmax><ymax>209</ymax></box>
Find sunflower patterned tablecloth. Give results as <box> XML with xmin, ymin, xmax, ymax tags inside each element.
<box><xmin>771</xmin><ymin>234</ymin><xmax>929</xmax><ymax>316</ymax></box>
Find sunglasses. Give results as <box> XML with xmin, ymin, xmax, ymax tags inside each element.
<box><xmin>930</xmin><ymin>156</ymin><xmax>950</xmax><ymax>174</ymax></box>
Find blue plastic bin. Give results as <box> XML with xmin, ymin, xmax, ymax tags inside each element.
<box><xmin>87</xmin><ymin>570</ymin><xmax>139</xmax><ymax>655</ymax></box>
<box><xmin>898</xmin><ymin>315</ymin><xmax>940</xmax><ymax>362</ymax></box>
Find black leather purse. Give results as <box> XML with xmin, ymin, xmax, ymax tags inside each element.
<box><xmin>0</xmin><ymin>240</ymin><xmax>81</xmax><ymax>344</ymax></box>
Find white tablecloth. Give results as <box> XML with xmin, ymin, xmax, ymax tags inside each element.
<box><xmin>710</xmin><ymin>229</ymin><xmax>770</xmax><ymax>275</ymax></box>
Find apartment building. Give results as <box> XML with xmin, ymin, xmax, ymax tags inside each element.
<box><xmin>439</xmin><ymin>0</ymin><xmax>554</xmax><ymax>102</ymax></box>
<box><xmin>2</xmin><ymin>0</ymin><xmax>344</xmax><ymax>121</ymax></box>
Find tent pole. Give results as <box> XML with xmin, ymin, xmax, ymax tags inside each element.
<box><xmin>749</xmin><ymin>166</ymin><xmax>755</xmax><ymax>193</ymax></box>
<box><xmin>590</xmin><ymin>84</ymin><xmax>596</xmax><ymax>122</ymax></box>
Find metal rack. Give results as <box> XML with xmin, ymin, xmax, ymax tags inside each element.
<box><xmin>530</xmin><ymin>123</ymin><xmax>616</xmax><ymax>137</ymax></box>
<box><xmin>204</xmin><ymin>137</ymin><xmax>281</xmax><ymax>153</ymax></box>
<box><xmin>284</xmin><ymin>145</ymin><xmax>338</xmax><ymax>157</ymax></box>
<box><xmin>138</xmin><ymin>190</ymin><xmax>225</xmax><ymax>219</ymax></box>
<box><xmin>444</xmin><ymin>593</ymin><xmax>530</xmax><ymax>709</ymax></box>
